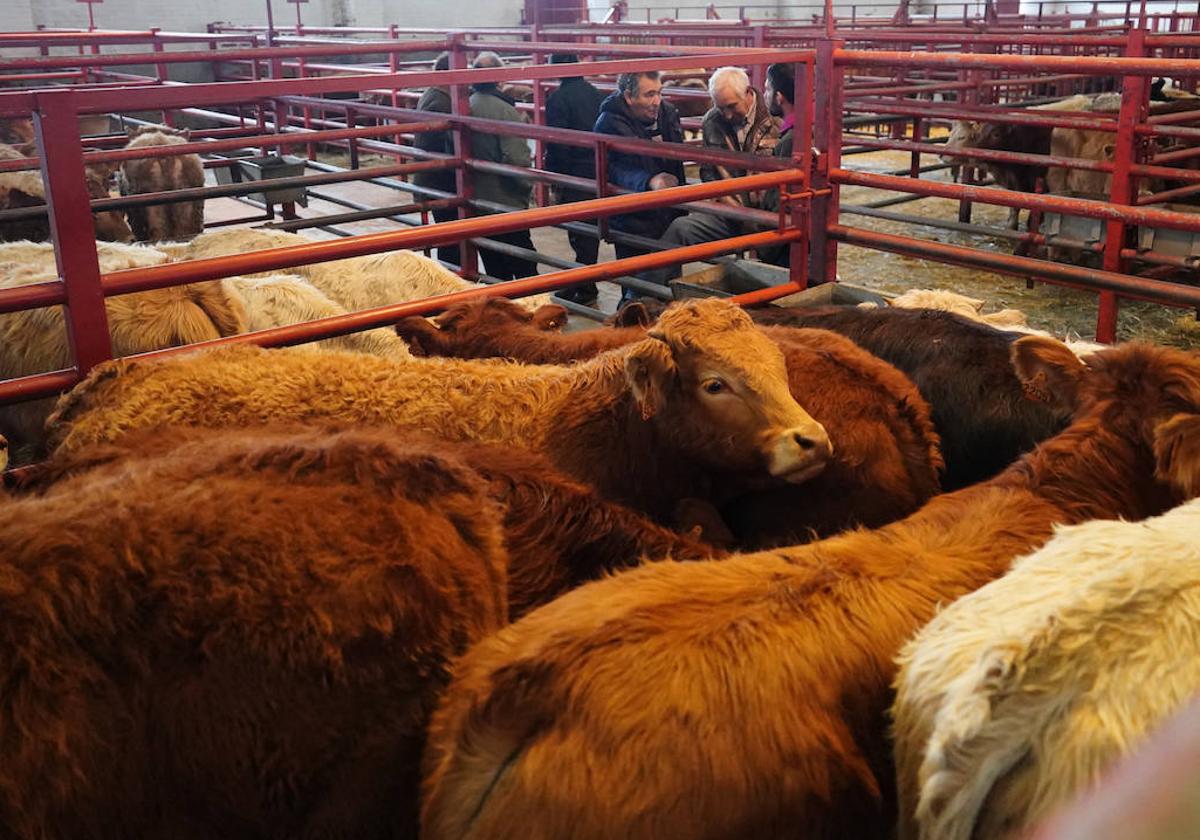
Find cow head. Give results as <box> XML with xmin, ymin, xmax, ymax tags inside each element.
<box><xmin>624</xmin><ymin>298</ymin><xmax>832</xmax><ymax>484</ymax></box>
<box><xmin>940</xmin><ymin>120</ymin><xmax>983</xmax><ymax>164</ymax></box>
<box><xmin>1013</xmin><ymin>335</ymin><xmax>1200</xmax><ymax>503</ymax></box>
<box><xmin>83</xmin><ymin>162</ymin><xmax>134</xmax><ymax>243</ymax></box>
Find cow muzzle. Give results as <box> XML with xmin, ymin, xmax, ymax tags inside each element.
<box><xmin>765</xmin><ymin>418</ymin><xmax>833</xmax><ymax>484</ymax></box>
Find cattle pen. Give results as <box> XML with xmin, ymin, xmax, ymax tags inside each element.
<box><xmin>1</xmin><ymin>18</ymin><xmax>1200</xmax><ymax>485</ymax></box>
<box><xmin>2</xmin><ymin>3</ymin><xmax>1200</xmax><ymax>838</ymax></box>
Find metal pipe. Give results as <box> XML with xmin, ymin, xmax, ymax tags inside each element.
<box><xmin>99</xmin><ymin>170</ymin><xmax>805</xmax><ymax>294</ymax></box>
<box><xmin>834</xmin><ymin>167</ymin><xmax>1200</xmax><ymax>232</ymax></box>
<box><xmin>0</xmin><ymin>160</ymin><xmax>455</xmax><ymax>222</ymax></box>
<box><xmin>117</xmin><ymin>227</ymin><xmax>804</xmax><ymax>361</ymax></box>
<box><xmin>830</xmin><ymin>223</ymin><xmax>1200</xmax><ymax>309</ymax></box>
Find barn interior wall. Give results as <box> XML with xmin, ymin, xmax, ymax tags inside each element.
<box><xmin>23</xmin><ymin>0</ymin><xmax>518</xmax><ymax>33</ymax></box>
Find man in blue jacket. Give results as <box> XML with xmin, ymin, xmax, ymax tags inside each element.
<box><xmin>594</xmin><ymin>71</ymin><xmax>685</xmax><ymax>299</ymax></box>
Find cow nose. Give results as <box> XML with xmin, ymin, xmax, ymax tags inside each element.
<box><xmin>767</xmin><ymin>418</ymin><xmax>833</xmax><ymax>483</ymax></box>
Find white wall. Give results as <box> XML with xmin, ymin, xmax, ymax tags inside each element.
<box><xmin>9</xmin><ymin>0</ymin><xmax>518</xmax><ymax>33</ymax></box>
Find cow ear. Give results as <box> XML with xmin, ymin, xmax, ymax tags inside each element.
<box><xmin>612</xmin><ymin>301</ymin><xmax>652</xmax><ymax>328</ymax></box>
<box><xmin>1154</xmin><ymin>413</ymin><xmax>1200</xmax><ymax>497</ymax></box>
<box><xmin>531</xmin><ymin>303</ymin><xmax>568</xmax><ymax>331</ymax></box>
<box><xmin>1011</xmin><ymin>335</ymin><xmax>1085</xmax><ymax>411</ymax></box>
<box><xmin>624</xmin><ymin>339</ymin><xmax>675</xmax><ymax>421</ymax></box>
<box><xmin>434</xmin><ymin>306</ymin><xmax>469</xmax><ymax>330</ymax></box>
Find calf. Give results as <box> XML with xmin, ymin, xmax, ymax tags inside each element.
<box><xmin>399</xmin><ymin>297</ymin><xmax>944</xmax><ymax>548</ymax></box>
<box><xmin>119</xmin><ymin>125</ymin><xmax>205</xmax><ymax>242</ymax></box>
<box><xmin>47</xmin><ymin>298</ymin><xmax>831</xmax><ymax>525</ymax></box>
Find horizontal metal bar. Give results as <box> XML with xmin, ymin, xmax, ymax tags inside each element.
<box><xmin>833</xmin><ymin>168</ymin><xmax>1200</xmax><ymax>233</ymax></box>
<box><xmin>831</xmin><ymin>223</ymin><xmax>1200</xmax><ymax>308</ymax></box>
<box><xmin>98</xmin><ymin>170</ymin><xmax>804</xmax><ymax>294</ymax></box>
<box><xmin>123</xmin><ymin>227</ymin><xmax>803</xmax><ymax>361</ymax></box>
<box><xmin>0</xmin><ymin>49</ymin><xmax>812</xmax><ymax>115</ymax></box>
<box><xmin>0</xmin><ymin>121</ymin><xmax>448</xmax><ymax>173</ymax></box>
<box><xmin>0</xmin><ymin>160</ymin><xmax>454</xmax><ymax>222</ymax></box>
<box><xmin>836</xmin><ymin>48</ymin><xmax>1200</xmax><ymax>77</ymax></box>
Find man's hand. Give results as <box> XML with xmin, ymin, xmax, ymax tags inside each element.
<box><xmin>648</xmin><ymin>172</ymin><xmax>679</xmax><ymax>191</ymax></box>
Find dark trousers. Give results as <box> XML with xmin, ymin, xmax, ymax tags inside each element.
<box><xmin>431</xmin><ymin>205</ymin><xmax>461</xmax><ymax>269</ymax></box>
<box><xmin>478</xmin><ymin>229</ymin><xmax>539</xmax><ymax>281</ymax></box>
<box><xmin>556</xmin><ymin>187</ymin><xmax>599</xmax><ymax>303</ymax></box>
<box><xmin>559</xmin><ymin>188</ymin><xmax>600</xmax><ymax>266</ymax></box>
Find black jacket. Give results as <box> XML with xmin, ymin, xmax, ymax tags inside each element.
<box><xmin>412</xmin><ymin>86</ymin><xmax>456</xmax><ymax>194</ymax></box>
<box><xmin>593</xmin><ymin>92</ymin><xmax>686</xmax><ymax>237</ymax></box>
<box><xmin>545</xmin><ymin>76</ymin><xmax>606</xmax><ymax>179</ymax></box>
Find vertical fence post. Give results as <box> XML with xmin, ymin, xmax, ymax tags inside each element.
<box><xmin>789</xmin><ymin>57</ymin><xmax>814</xmax><ymax>290</ymax></box>
<box><xmin>1097</xmin><ymin>27</ymin><xmax>1149</xmax><ymax>343</ymax></box>
<box><xmin>809</xmin><ymin>38</ymin><xmax>842</xmax><ymax>285</ymax></box>
<box><xmin>34</xmin><ymin>90</ymin><xmax>113</xmax><ymax>376</ymax></box>
<box><xmin>449</xmin><ymin>35</ymin><xmax>479</xmax><ymax>278</ymax></box>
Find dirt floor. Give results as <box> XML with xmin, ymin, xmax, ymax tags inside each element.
<box><xmin>208</xmin><ymin>147</ymin><xmax>1200</xmax><ymax>347</ymax></box>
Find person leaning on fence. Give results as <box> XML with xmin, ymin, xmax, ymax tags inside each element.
<box><xmin>545</xmin><ymin>52</ymin><xmax>607</xmax><ymax>305</ymax></box>
<box><xmin>593</xmin><ymin>69</ymin><xmax>685</xmax><ymax>302</ymax></box>
<box><xmin>468</xmin><ymin>51</ymin><xmax>539</xmax><ymax>281</ymax></box>
<box><xmin>413</xmin><ymin>51</ymin><xmax>460</xmax><ymax>268</ymax></box>
<box><xmin>758</xmin><ymin>61</ymin><xmax>799</xmax><ymax>269</ymax></box>
<box><xmin>639</xmin><ymin>66</ymin><xmax>786</xmax><ymax>286</ymax></box>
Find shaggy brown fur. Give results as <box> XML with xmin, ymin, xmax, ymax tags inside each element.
<box><xmin>0</xmin><ymin>426</ymin><xmax>509</xmax><ymax>839</ymax></box>
<box><xmin>47</xmin><ymin>299</ymin><xmax>830</xmax><ymax>523</ymax></box>
<box><xmin>397</xmin><ymin>297</ymin><xmax>943</xmax><ymax>547</ymax></box>
<box><xmin>419</xmin><ymin>338</ymin><xmax>1200</xmax><ymax>840</ymax></box>
<box><xmin>118</xmin><ymin>125</ymin><xmax>205</xmax><ymax>242</ymax></box>
<box><xmin>36</xmin><ymin>426</ymin><xmax>721</xmax><ymax>622</ymax></box>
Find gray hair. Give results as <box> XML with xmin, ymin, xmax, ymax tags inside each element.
<box><xmin>472</xmin><ymin>51</ymin><xmax>504</xmax><ymax>70</ymax></box>
<box><xmin>708</xmin><ymin>66</ymin><xmax>750</xmax><ymax>101</ymax></box>
<box><xmin>617</xmin><ymin>71</ymin><xmax>660</xmax><ymax>97</ymax></box>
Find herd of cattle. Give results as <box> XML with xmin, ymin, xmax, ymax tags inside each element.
<box><xmin>0</xmin><ymin>119</ymin><xmax>206</xmax><ymax>245</ymax></box>
<box><xmin>0</xmin><ymin>221</ymin><xmax>1197</xmax><ymax>837</ymax></box>
<box><xmin>941</xmin><ymin>83</ymin><xmax>1200</xmax><ymax>262</ymax></box>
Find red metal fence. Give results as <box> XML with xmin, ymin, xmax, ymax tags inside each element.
<box><xmin>1</xmin><ymin>24</ymin><xmax>1200</xmax><ymax>466</ymax></box>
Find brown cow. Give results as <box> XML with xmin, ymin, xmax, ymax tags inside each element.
<box><xmin>118</xmin><ymin>125</ymin><xmax>205</xmax><ymax>242</ymax></box>
<box><xmin>0</xmin><ymin>426</ymin><xmax>509</xmax><ymax>839</ymax></box>
<box><xmin>0</xmin><ymin>144</ymin><xmax>133</xmax><ymax>243</ymax></box>
<box><xmin>420</xmin><ymin>337</ymin><xmax>1200</xmax><ymax>840</ymax></box>
<box><xmin>611</xmin><ymin>300</ymin><xmax>1070</xmax><ymax>490</ymax></box>
<box><xmin>35</xmin><ymin>425</ymin><xmax>720</xmax><ymax>621</ymax></box>
<box><xmin>47</xmin><ymin>298</ymin><xmax>832</xmax><ymax>525</ymax></box>
<box><xmin>398</xmin><ymin>297</ymin><xmax>944</xmax><ymax>547</ymax></box>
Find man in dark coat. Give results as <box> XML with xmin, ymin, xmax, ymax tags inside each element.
<box><xmin>545</xmin><ymin>53</ymin><xmax>607</xmax><ymax>304</ymax></box>
<box><xmin>412</xmin><ymin>52</ymin><xmax>460</xmax><ymax>267</ymax></box>
<box><xmin>594</xmin><ymin>70</ymin><xmax>686</xmax><ymax>300</ymax></box>
<box><xmin>758</xmin><ymin>61</ymin><xmax>798</xmax><ymax>268</ymax></box>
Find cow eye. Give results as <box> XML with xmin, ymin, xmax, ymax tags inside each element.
<box><xmin>702</xmin><ymin>378</ymin><xmax>726</xmax><ymax>395</ymax></box>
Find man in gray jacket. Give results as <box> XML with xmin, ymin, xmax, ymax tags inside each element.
<box><xmin>468</xmin><ymin>52</ymin><xmax>538</xmax><ymax>280</ymax></box>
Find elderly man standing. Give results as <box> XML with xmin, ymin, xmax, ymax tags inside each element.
<box><xmin>594</xmin><ymin>70</ymin><xmax>686</xmax><ymax>297</ymax></box>
<box><xmin>468</xmin><ymin>51</ymin><xmax>539</xmax><ymax>281</ymax></box>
